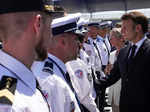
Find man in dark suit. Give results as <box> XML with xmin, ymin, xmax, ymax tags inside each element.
<box><xmin>94</xmin><ymin>11</ymin><xmax>150</xmax><ymax>112</ymax></box>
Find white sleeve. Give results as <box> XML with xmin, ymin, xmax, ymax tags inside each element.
<box><xmin>66</xmin><ymin>60</ymin><xmax>99</xmax><ymax>112</ymax></box>
<box><xmin>81</xmin><ymin>95</ymin><xmax>100</xmax><ymax>112</ymax></box>
<box><xmin>0</xmin><ymin>105</ymin><xmax>32</xmax><ymax>112</ymax></box>
<box><xmin>0</xmin><ymin>105</ymin><xmax>12</xmax><ymax>112</ymax></box>
<box><xmin>64</xmin><ymin>85</ymin><xmax>81</xmax><ymax>112</ymax></box>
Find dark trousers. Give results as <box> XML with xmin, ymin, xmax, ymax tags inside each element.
<box><xmin>92</xmin><ymin>69</ymin><xmax>107</xmax><ymax>112</ymax></box>
<box><xmin>95</xmin><ymin>89</ymin><xmax>106</xmax><ymax>112</ymax></box>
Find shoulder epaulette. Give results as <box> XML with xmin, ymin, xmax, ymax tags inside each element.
<box><xmin>42</xmin><ymin>61</ymin><xmax>53</xmax><ymax>74</ymax></box>
<box><xmin>96</xmin><ymin>38</ymin><xmax>101</xmax><ymax>42</ymax></box>
<box><xmin>0</xmin><ymin>76</ymin><xmax>17</xmax><ymax>105</ymax></box>
<box><xmin>85</xmin><ymin>40</ymin><xmax>91</xmax><ymax>44</ymax></box>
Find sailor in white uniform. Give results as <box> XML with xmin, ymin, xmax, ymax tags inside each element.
<box><xmin>0</xmin><ymin>0</ymin><xmax>56</xmax><ymax>111</ymax></box>
<box><xmin>83</xmin><ymin>38</ymin><xmax>98</xmax><ymax>70</ymax></box>
<box><xmin>84</xmin><ymin>22</ymin><xmax>112</xmax><ymax>112</ymax></box>
<box><xmin>66</xmin><ymin>20</ymin><xmax>99</xmax><ymax>112</ymax></box>
<box><xmin>86</xmin><ymin>21</ymin><xmax>112</xmax><ymax>72</ymax></box>
<box><xmin>32</xmin><ymin>14</ymin><xmax>83</xmax><ymax>112</ymax></box>
<box><xmin>66</xmin><ymin>58</ymin><xmax>100</xmax><ymax>112</ymax></box>
<box><xmin>78</xmin><ymin>20</ymin><xmax>98</xmax><ymax>101</ymax></box>
<box><xmin>32</xmin><ymin>61</ymin><xmax>79</xmax><ymax>112</ymax></box>
<box><xmin>77</xmin><ymin>19</ymin><xmax>91</xmax><ymax>66</ymax></box>
<box><xmin>97</xmin><ymin>21</ymin><xmax>112</xmax><ymax>68</ymax></box>
<box><xmin>0</xmin><ymin>50</ymin><xmax>50</xmax><ymax>112</ymax></box>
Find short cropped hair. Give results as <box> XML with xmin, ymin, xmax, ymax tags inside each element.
<box><xmin>121</xmin><ymin>11</ymin><xmax>149</xmax><ymax>34</ymax></box>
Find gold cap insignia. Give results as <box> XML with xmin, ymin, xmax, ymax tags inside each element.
<box><xmin>44</xmin><ymin>5</ymin><xmax>54</xmax><ymax>12</ymax></box>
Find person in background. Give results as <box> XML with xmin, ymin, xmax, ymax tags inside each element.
<box><xmin>110</xmin><ymin>21</ymin><xmax>122</xmax><ymax>51</ymax></box>
<box><xmin>97</xmin><ymin>21</ymin><xmax>112</xmax><ymax>67</ymax></box>
<box><xmin>105</xmin><ymin>28</ymin><xmax>125</xmax><ymax>112</ymax></box>
<box><xmin>0</xmin><ymin>0</ymin><xmax>55</xmax><ymax>111</ymax></box>
<box><xmin>66</xmin><ymin>20</ymin><xmax>100</xmax><ymax>112</ymax></box>
<box><xmin>86</xmin><ymin>21</ymin><xmax>112</xmax><ymax>112</ymax></box>
<box><xmin>114</xmin><ymin>22</ymin><xmax>122</xmax><ymax>28</ymax></box>
<box><xmin>82</xmin><ymin>23</ymin><xmax>103</xmax><ymax>111</ymax></box>
<box><xmin>77</xmin><ymin>18</ymin><xmax>90</xmax><ymax>65</ymax></box>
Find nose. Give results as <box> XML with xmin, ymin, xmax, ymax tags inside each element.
<box><xmin>121</xmin><ymin>27</ymin><xmax>124</xmax><ymax>34</ymax></box>
<box><xmin>121</xmin><ymin>27</ymin><xmax>125</xmax><ymax>36</ymax></box>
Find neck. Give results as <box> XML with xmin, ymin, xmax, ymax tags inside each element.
<box><xmin>91</xmin><ymin>36</ymin><xmax>97</xmax><ymax>40</ymax></box>
<box><xmin>48</xmin><ymin>49</ymin><xmax>66</xmax><ymax>63</ymax></box>
<box><xmin>3</xmin><ymin>38</ymin><xmax>35</xmax><ymax>69</ymax></box>
<box><xmin>98</xmin><ymin>32</ymin><xmax>105</xmax><ymax>38</ymax></box>
<box><xmin>132</xmin><ymin>33</ymin><xmax>144</xmax><ymax>44</ymax></box>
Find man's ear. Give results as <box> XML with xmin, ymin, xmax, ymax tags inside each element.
<box><xmin>60</xmin><ymin>34</ymin><xmax>68</xmax><ymax>46</ymax></box>
<box><xmin>61</xmin><ymin>36</ymin><xmax>66</xmax><ymax>46</ymax></box>
<box><xmin>33</xmin><ymin>14</ymin><xmax>42</xmax><ymax>37</ymax></box>
<box><xmin>136</xmin><ymin>24</ymin><xmax>142</xmax><ymax>33</ymax></box>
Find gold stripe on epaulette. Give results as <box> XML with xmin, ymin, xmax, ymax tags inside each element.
<box><xmin>0</xmin><ymin>89</ymin><xmax>14</xmax><ymax>103</ymax></box>
<box><xmin>44</xmin><ymin>5</ymin><xmax>54</xmax><ymax>11</ymax></box>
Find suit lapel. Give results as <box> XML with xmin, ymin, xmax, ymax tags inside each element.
<box><xmin>134</xmin><ymin>38</ymin><xmax>149</xmax><ymax>59</ymax></box>
<box><xmin>122</xmin><ymin>43</ymin><xmax>132</xmax><ymax>73</ymax></box>
<box><xmin>128</xmin><ymin>38</ymin><xmax>149</xmax><ymax>71</ymax></box>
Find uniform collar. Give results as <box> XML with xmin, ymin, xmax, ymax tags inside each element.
<box><xmin>88</xmin><ymin>37</ymin><xmax>98</xmax><ymax>44</ymax></box>
<box><xmin>48</xmin><ymin>53</ymin><xmax>67</xmax><ymax>74</ymax></box>
<box><xmin>0</xmin><ymin>50</ymin><xmax>36</xmax><ymax>92</ymax></box>
<box><xmin>97</xmin><ymin>35</ymin><xmax>104</xmax><ymax>41</ymax></box>
<box><xmin>88</xmin><ymin>37</ymin><xmax>94</xmax><ymax>43</ymax></box>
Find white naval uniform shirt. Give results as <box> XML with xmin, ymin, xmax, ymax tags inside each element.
<box><xmin>66</xmin><ymin>58</ymin><xmax>100</xmax><ymax>112</ymax></box>
<box><xmin>83</xmin><ymin>37</ymin><xmax>100</xmax><ymax>99</ymax></box>
<box><xmin>0</xmin><ymin>50</ymin><xmax>50</xmax><ymax>112</ymax></box>
<box><xmin>32</xmin><ymin>53</ymin><xmax>81</xmax><ymax>112</ymax></box>
<box><xmin>79</xmin><ymin>49</ymin><xmax>90</xmax><ymax>66</ymax></box>
<box><xmin>104</xmin><ymin>34</ymin><xmax>111</xmax><ymax>53</ymax></box>
<box><xmin>47</xmin><ymin>53</ymin><xmax>67</xmax><ymax>81</ymax></box>
<box><xmin>83</xmin><ymin>37</ymin><xmax>102</xmax><ymax>71</ymax></box>
<box><xmin>83</xmin><ymin>42</ymin><xmax>95</xmax><ymax>68</ymax></box>
<box><xmin>96</xmin><ymin>35</ymin><xmax>111</xmax><ymax>66</ymax></box>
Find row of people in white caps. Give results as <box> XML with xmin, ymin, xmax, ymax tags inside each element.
<box><xmin>32</xmin><ymin>13</ymin><xmax>100</xmax><ymax>112</ymax></box>
<box><xmin>81</xmin><ymin>20</ymin><xmax>112</xmax><ymax>112</ymax></box>
<box><xmin>84</xmin><ymin>12</ymin><xmax>150</xmax><ymax>112</ymax></box>
<box><xmin>65</xmin><ymin>18</ymin><xmax>114</xmax><ymax>112</ymax></box>
<box><xmin>65</xmin><ymin>17</ymin><xmax>100</xmax><ymax>112</ymax></box>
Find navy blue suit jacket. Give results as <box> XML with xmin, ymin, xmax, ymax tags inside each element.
<box><xmin>97</xmin><ymin>38</ymin><xmax>150</xmax><ymax>112</ymax></box>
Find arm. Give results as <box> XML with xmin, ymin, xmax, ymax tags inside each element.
<box><xmin>93</xmin><ymin>59</ymin><xmax>121</xmax><ymax>91</ymax></box>
<box><xmin>81</xmin><ymin>94</ymin><xmax>100</xmax><ymax>112</ymax></box>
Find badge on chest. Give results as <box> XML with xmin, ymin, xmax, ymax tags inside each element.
<box><xmin>75</xmin><ymin>69</ymin><xmax>83</xmax><ymax>79</ymax></box>
<box><xmin>0</xmin><ymin>76</ymin><xmax>17</xmax><ymax>105</ymax></box>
